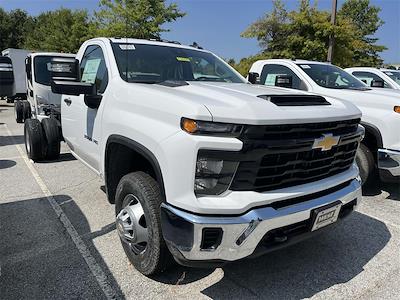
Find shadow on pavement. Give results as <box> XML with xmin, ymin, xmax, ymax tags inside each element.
<box><xmin>0</xmin><ymin>135</ymin><xmax>24</xmax><ymax>146</ymax></box>
<box><xmin>0</xmin><ymin>195</ymin><xmax>125</xmax><ymax>300</ymax></box>
<box><xmin>0</xmin><ymin>159</ymin><xmax>16</xmax><ymax>169</ymax></box>
<box><xmin>39</xmin><ymin>152</ymin><xmax>77</xmax><ymax>164</ymax></box>
<box><xmin>362</xmin><ymin>172</ymin><xmax>399</xmax><ymax>201</ymax></box>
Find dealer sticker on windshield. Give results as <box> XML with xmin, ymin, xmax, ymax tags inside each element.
<box><xmin>300</xmin><ymin>64</ymin><xmax>311</xmax><ymax>69</ymax></box>
<box><xmin>119</xmin><ymin>44</ymin><xmax>136</xmax><ymax>50</ymax></box>
<box><xmin>176</xmin><ymin>57</ymin><xmax>191</xmax><ymax>62</ymax></box>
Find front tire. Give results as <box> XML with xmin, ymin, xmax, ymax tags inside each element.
<box><xmin>22</xmin><ymin>101</ymin><xmax>32</xmax><ymax>121</ymax></box>
<box><xmin>41</xmin><ymin>118</ymin><xmax>61</xmax><ymax>160</ymax></box>
<box><xmin>356</xmin><ymin>143</ymin><xmax>375</xmax><ymax>185</ymax></box>
<box><xmin>14</xmin><ymin>100</ymin><xmax>23</xmax><ymax>123</ymax></box>
<box><xmin>115</xmin><ymin>172</ymin><xmax>171</xmax><ymax>276</ymax></box>
<box><xmin>24</xmin><ymin>118</ymin><xmax>45</xmax><ymax>161</ymax></box>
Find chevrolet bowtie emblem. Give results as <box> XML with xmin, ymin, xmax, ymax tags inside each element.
<box><xmin>313</xmin><ymin>134</ymin><xmax>340</xmax><ymax>151</ymax></box>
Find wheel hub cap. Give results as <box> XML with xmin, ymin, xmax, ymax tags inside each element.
<box><xmin>116</xmin><ymin>194</ymin><xmax>148</xmax><ymax>254</ymax></box>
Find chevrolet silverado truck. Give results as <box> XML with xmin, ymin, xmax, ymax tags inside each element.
<box><xmin>345</xmin><ymin>67</ymin><xmax>400</xmax><ymax>90</ymax></box>
<box><xmin>24</xmin><ymin>38</ymin><xmax>363</xmax><ymax>276</ymax></box>
<box><xmin>249</xmin><ymin>59</ymin><xmax>400</xmax><ymax>184</ymax></box>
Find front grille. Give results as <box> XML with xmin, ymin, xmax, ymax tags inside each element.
<box><xmin>230</xmin><ymin>119</ymin><xmax>361</xmax><ymax>192</ymax></box>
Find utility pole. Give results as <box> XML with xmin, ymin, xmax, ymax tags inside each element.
<box><xmin>327</xmin><ymin>0</ymin><xmax>338</xmax><ymax>63</ymax></box>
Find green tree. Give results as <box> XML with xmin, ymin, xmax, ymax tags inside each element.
<box><xmin>25</xmin><ymin>8</ymin><xmax>93</xmax><ymax>53</ymax></box>
<box><xmin>0</xmin><ymin>8</ymin><xmax>34</xmax><ymax>50</ymax></box>
<box><xmin>93</xmin><ymin>0</ymin><xmax>185</xmax><ymax>39</ymax></box>
<box><xmin>339</xmin><ymin>0</ymin><xmax>386</xmax><ymax>66</ymax></box>
<box><xmin>241</xmin><ymin>0</ymin><xmax>385</xmax><ymax>68</ymax></box>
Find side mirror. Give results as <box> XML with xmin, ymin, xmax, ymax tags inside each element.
<box><xmin>248</xmin><ymin>72</ymin><xmax>259</xmax><ymax>84</ymax></box>
<box><xmin>361</xmin><ymin>79</ymin><xmax>367</xmax><ymax>84</ymax></box>
<box><xmin>275</xmin><ymin>75</ymin><xmax>293</xmax><ymax>88</ymax></box>
<box><xmin>50</xmin><ymin>57</ymin><xmax>80</xmax><ymax>81</ymax></box>
<box><xmin>51</xmin><ymin>80</ymin><xmax>96</xmax><ymax>96</ymax></box>
<box><xmin>371</xmin><ymin>80</ymin><xmax>384</xmax><ymax>88</ymax></box>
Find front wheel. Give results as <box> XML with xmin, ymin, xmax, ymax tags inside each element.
<box><xmin>24</xmin><ymin>118</ymin><xmax>45</xmax><ymax>161</ymax></box>
<box><xmin>14</xmin><ymin>100</ymin><xmax>23</xmax><ymax>123</ymax></box>
<box><xmin>356</xmin><ymin>143</ymin><xmax>375</xmax><ymax>185</ymax></box>
<box><xmin>115</xmin><ymin>172</ymin><xmax>171</xmax><ymax>276</ymax></box>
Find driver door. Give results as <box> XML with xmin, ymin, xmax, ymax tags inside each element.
<box><xmin>61</xmin><ymin>43</ymin><xmax>109</xmax><ymax>173</ymax></box>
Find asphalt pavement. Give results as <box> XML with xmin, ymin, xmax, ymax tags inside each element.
<box><xmin>0</xmin><ymin>102</ymin><xmax>399</xmax><ymax>300</ymax></box>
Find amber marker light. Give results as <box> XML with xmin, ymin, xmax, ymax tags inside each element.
<box><xmin>394</xmin><ymin>106</ymin><xmax>400</xmax><ymax>114</ymax></box>
<box><xmin>181</xmin><ymin>118</ymin><xmax>198</xmax><ymax>133</ymax></box>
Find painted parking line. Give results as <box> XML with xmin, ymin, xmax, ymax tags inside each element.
<box><xmin>3</xmin><ymin>124</ymin><xmax>117</xmax><ymax>300</ymax></box>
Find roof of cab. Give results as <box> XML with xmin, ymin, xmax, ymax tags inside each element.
<box><xmin>28</xmin><ymin>52</ymin><xmax>75</xmax><ymax>58</ymax></box>
<box><xmin>87</xmin><ymin>37</ymin><xmax>210</xmax><ymax>53</ymax></box>
<box><xmin>255</xmin><ymin>58</ymin><xmax>331</xmax><ymax>65</ymax></box>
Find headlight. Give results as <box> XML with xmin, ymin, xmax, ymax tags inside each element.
<box><xmin>195</xmin><ymin>154</ymin><xmax>239</xmax><ymax>195</ymax></box>
<box><xmin>181</xmin><ymin>118</ymin><xmax>243</xmax><ymax>137</ymax></box>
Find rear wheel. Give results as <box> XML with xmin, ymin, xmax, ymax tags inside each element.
<box><xmin>41</xmin><ymin>118</ymin><xmax>61</xmax><ymax>160</ymax></box>
<box><xmin>24</xmin><ymin>118</ymin><xmax>45</xmax><ymax>161</ymax></box>
<box><xmin>14</xmin><ymin>100</ymin><xmax>23</xmax><ymax>123</ymax></box>
<box><xmin>22</xmin><ymin>101</ymin><xmax>32</xmax><ymax>121</ymax></box>
<box><xmin>115</xmin><ymin>172</ymin><xmax>171</xmax><ymax>276</ymax></box>
<box><xmin>356</xmin><ymin>143</ymin><xmax>375</xmax><ymax>185</ymax></box>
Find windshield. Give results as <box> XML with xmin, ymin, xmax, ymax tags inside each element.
<box><xmin>297</xmin><ymin>63</ymin><xmax>367</xmax><ymax>89</ymax></box>
<box><xmin>111</xmin><ymin>43</ymin><xmax>246</xmax><ymax>84</ymax></box>
<box><xmin>383</xmin><ymin>70</ymin><xmax>400</xmax><ymax>85</ymax></box>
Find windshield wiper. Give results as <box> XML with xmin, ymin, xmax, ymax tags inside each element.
<box><xmin>127</xmin><ymin>79</ymin><xmax>160</xmax><ymax>84</ymax></box>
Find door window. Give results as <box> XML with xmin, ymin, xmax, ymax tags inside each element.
<box><xmin>352</xmin><ymin>71</ymin><xmax>389</xmax><ymax>88</ymax></box>
<box><xmin>260</xmin><ymin>64</ymin><xmax>306</xmax><ymax>90</ymax></box>
<box><xmin>80</xmin><ymin>45</ymin><xmax>108</xmax><ymax>93</ymax></box>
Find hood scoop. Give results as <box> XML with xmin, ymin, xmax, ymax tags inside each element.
<box><xmin>157</xmin><ymin>80</ymin><xmax>189</xmax><ymax>87</ymax></box>
<box><xmin>258</xmin><ymin>95</ymin><xmax>331</xmax><ymax>106</ymax></box>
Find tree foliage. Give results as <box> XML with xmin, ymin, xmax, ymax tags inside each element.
<box><xmin>0</xmin><ymin>8</ymin><xmax>34</xmax><ymax>50</ymax></box>
<box><xmin>339</xmin><ymin>0</ymin><xmax>386</xmax><ymax>66</ymax></box>
<box><xmin>93</xmin><ymin>0</ymin><xmax>185</xmax><ymax>39</ymax></box>
<box><xmin>24</xmin><ymin>9</ymin><xmax>93</xmax><ymax>53</ymax></box>
<box><xmin>239</xmin><ymin>0</ymin><xmax>386</xmax><ymax>71</ymax></box>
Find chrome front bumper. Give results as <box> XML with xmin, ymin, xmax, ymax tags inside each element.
<box><xmin>378</xmin><ymin>149</ymin><xmax>400</xmax><ymax>178</ymax></box>
<box><xmin>161</xmin><ymin>178</ymin><xmax>361</xmax><ymax>264</ymax></box>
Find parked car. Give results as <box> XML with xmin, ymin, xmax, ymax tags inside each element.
<box><xmin>345</xmin><ymin>67</ymin><xmax>400</xmax><ymax>90</ymax></box>
<box><xmin>1</xmin><ymin>48</ymin><xmax>31</xmax><ymax>102</ymax></box>
<box><xmin>249</xmin><ymin>59</ymin><xmax>400</xmax><ymax>184</ymax></box>
<box><xmin>24</xmin><ymin>38</ymin><xmax>363</xmax><ymax>276</ymax></box>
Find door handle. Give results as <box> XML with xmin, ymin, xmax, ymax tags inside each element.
<box><xmin>64</xmin><ymin>98</ymin><xmax>72</xmax><ymax>106</ymax></box>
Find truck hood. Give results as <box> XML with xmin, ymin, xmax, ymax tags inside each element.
<box><xmin>146</xmin><ymin>82</ymin><xmax>361</xmax><ymax>125</ymax></box>
<box><xmin>315</xmin><ymin>87</ymin><xmax>400</xmax><ymax>108</ymax></box>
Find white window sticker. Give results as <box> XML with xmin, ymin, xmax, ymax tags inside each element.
<box><xmin>265</xmin><ymin>74</ymin><xmax>277</xmax><ymax>86</ymax></box>
<box><xmin>300</xmin><ymin>64</ymin><xmax>311</xmax><ymax>69</ymax></box>
<box><xmin>386</xmin><ymin>72</ymin><xmax>393</xmax><ymax>76</ymax></box>
<box><xmin>81</xmin><ymin>59</ymin><xmax>101</xmax><ymax>83</ymax></box>
<box><xmin>119</xmin><ymin>44</ymin><xmax>136</xmax><ymax>50</ymax></box>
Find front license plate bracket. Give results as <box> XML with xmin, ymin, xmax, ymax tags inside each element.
<box><xmin>310</xmin><ymin>201</ymin><xmax>342</xmax><ymax>232</ymax></box>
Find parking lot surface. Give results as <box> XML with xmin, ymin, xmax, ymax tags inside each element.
<box><xmin>1</xmin><ymin>102</ymin><xmax>399</xmax><ymax>299</ymax></box>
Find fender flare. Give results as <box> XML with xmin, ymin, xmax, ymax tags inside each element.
<box><xmin>360</xmin><ymin>121</ymin><xmax>383</xmax><ymax>149</ymax></box>
<box><xmin>105</xmin><ymin>135</ymin><xmax>166</xmax><ymax>202</ymax></box>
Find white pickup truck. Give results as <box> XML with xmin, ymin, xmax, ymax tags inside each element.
<box><xmin>24</xmin><ymin>38</ymin><xmax>363</xmax><ymax>276</ymax></box>
<box><xmin>249</xmin><ymin>59</ymin><xmax>400</xmax><ymax>184</ymax></box>
<box><xmin>345</xmin><ymin>67</ymin><xmax>400</xmax><ymax>90</ymax></box>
